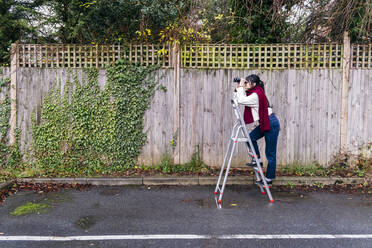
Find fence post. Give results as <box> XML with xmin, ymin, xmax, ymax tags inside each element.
<box><xmin>9</xmin><ymin>44</ymin><xmax>18</xmax><ymax>146</ymax></box>
<box><xmin>172</xmin><ymin>42</ymin><xmax>181</xmax><ymax>165</ymax></box>
<box><xmin>340</xmin><ymin>31</ymin><xmax>351</xmax><ymax>152</ymax></box>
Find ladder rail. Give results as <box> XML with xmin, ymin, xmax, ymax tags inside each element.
<box><xmin>214</xmin><ymin>139</ymin><xmax>232</xmax><ymax>194</ymax></box>
<box><xmin>218</xmin><ymin>125</ymin><xmax>242</xmax><ymax>203</ymax></box>
<box><xmin>234</xmin><ymin>99</ymin><xmax>274</xmax><ymax>201</ymax></box>
<box><xmin>214</xmin><ymin>122</ymin><xmax>239</xmax><ymax>194</ymax></box>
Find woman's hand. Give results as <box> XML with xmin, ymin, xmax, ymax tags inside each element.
<box><xmin>239</xmin><ymin>78</ymin><xmax>246</xmax><ymax>88</ymax></box>
<box><xmin>236</xmin><ymin>78</ymin><xmax>246</xmax><ymax>91</ymax></box>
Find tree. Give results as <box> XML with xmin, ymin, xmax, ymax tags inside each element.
<box><xmin>38</xmin><ymin>0</ymin><xmax>190</xmax><ymax>44</ymax></box>
<box><xmin>40</xmin><ymin>0</ymin><xmax>141</xmax><ymax>43</ymax></box>
<box><xmin>228</xmin><ymin>0</ymin><xmax>297</xmax><ymax>43</ymax></box>
<box><xmin>1</xmin><ymin>0</ymin><xmax>371</xmax><ymax>64</ymax></box>
<box><xmin>0</xmin><ymin>0</ymin><xmax>42</xmax><ymax>64</ymax></box>
<box><xmin>300</xmin><ymin>0</ymin><xmax>372</xmax><ymax>42</ymax></box>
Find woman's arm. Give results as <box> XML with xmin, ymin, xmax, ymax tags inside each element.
<box><xmin>236</xmin><ymin>87</ymin><xmax>258</xmax><ymax>107</ymax></box>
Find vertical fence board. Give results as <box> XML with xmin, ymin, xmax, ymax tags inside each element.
<box><xmin>320</xmin><ymin>70</ymin><xmax>327</xmax><ymax>164</ymax></box>
<box><xmin>367</xmin><ymin>70</ymin><xmax>372</xmax><ymax>140</ymax></box>
<box><xmin>179</xmin><ymin>69</ymin><xmax>191</xmax><ymax>164</ymax></box>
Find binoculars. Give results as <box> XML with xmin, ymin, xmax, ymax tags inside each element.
<box><xmin>233</xmin><ymin>77</ymin><xmax>241</xmax><ymax>83</ymax></box>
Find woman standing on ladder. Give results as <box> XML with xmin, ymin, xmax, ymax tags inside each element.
<box><xmin>235</xmin><ymin>74</ymin><xmax>280</xmax><ymax>186</ymax></box>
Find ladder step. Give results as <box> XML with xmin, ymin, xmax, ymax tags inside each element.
<box><xmin>231</xmin><ymin>138</ymin><xmax>249</xmax><ymax>142</ymax></box>
<box><xmin>254</xmin><ymin>167</ymin><xmax>264</xmax><ymax>173</ymax></box>
<box><xmin>255</xmin><ymin>180</ymin><xmax>272</xmax><ymax>188</ymax></box>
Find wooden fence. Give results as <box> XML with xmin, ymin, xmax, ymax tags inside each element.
<box><xmin>4</xmin><ymin>40</ymin><xmax>372</xmax><ymax>167</ymax></box>
<box><xmin>9</xmin><ymin>67</ymin><xmax>371</xmax><ymax>167</ymax></box>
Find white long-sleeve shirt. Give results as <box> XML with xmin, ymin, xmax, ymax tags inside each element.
<box><xmin>234</xmin><ymin>87</ymin><xmax>272</xmax><ymax>122</ymax></box>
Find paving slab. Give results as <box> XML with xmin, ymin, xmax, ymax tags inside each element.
<box><xmin>20</xmin><ymin>178</ymin><xmax>88</xmax><ymax>184</ymax></box>
<box><xmin>85</xmin><ymin>178</ymin><xmax>143</xmax><ymax>186</ymax></box>
<box><xmin>143</xmin><ymin>177</ymin><xmax>199</xmax><ymax>185</ymax></box>
<box><xmin>274</xmin><ymin>177</ymin><xmax>366</xmax><ymax>186</ymax></box>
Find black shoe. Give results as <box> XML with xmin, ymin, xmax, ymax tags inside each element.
<box><xmin>246</xmin><ymin>161</ymin><xmax>263</xmax><ymax>167</ymax></box>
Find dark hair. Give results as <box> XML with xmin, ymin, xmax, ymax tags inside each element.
<box><xmin>245</xmin><ymin>74</ymin><xmax>265</xmax><ymax>92</ymax></box>
<box><xmin>246</xmin><ymin>74</ymin><xmax>271</xmax><ymax>107</ymax></box>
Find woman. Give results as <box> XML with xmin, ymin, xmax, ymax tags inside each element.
<box><xmin>235</xmin><ymin>74</ymin><xmax>280</xmax><ymax>185</ymax></box>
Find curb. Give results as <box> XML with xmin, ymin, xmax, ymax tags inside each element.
<box><xmin>16</xmin><ymin>176</ymin><xmax>367</xmax><ymax>186</ymax></box>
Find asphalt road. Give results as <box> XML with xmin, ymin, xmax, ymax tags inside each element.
<box><xmin>0</xmin><ymin>185</ymin><xmax>371</xmax><ymax>248</ymax></box>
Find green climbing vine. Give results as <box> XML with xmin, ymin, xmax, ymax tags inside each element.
<box><xmin>0</xmin><ymin>72</ymin><xmax>10</xmax><ymax>166</ymax></box>
<box><xmin>31</xmin><ymin>60</ymin><xmax>160</xmax><ymax>176</ymax></box>
<box><xmin>0</xmin><ymin>80</ymin><xmax>10</xmax><ymax>140</ymax></box>
<box><xmin>0</xmin><ymin>70</ymin><xmax>22</xmax><ymax>173</ymax></box>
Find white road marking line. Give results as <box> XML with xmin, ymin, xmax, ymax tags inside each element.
<box><xmin>0</xmin><ymin>234</ymin><xmax>372</xmax><ymax>241</ymax></box>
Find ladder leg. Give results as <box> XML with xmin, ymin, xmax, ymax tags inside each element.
<box><xmin>214</xmin><ymin>123</ymin><xmax>238</xmax><ymax>195</ymax></box>
<box><xmin>242</xmin><ymin>126</ymin><xmax>274</xmax><ymax>203</ymax></box>
<box><xmin>254</xmin><ymin>169</ymin><xmax>265</xmax><ymax>195</ymax></box>
<box><xmin>255</xmin><ymin>163</ymin><xmax>274</xmax><ymax>203</ymax></box>
<box><xmin>214</xmin><ymin>139</ymin><xmax>233</xmax><ymax>194</ymax></box>
<box><xmin>218</xmin><ymin>141</ymin><xmax>238</xmax><ymax>206</ymax></box>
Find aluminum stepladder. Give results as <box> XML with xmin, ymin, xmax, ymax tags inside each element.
<box><xmin>214</xmin><ymin>98</ymin><xmax>274</xmax><ymax>208</ymax></box>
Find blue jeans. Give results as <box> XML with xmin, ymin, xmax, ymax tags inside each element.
<box><xmin>248</xmin><ymin>114</ymin><xmax>280</xmax><ymax>179</ymax></box>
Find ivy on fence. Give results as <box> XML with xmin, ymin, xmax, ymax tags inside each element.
<box><xmin>31</xmin><ymin>61</ymin><xmax>160</xmax><ymax>176</ymax></box>
<box><xmin>0</xmin><ymin>77</ymin><xmax>10</xmax><ymax>141</ymax></box>
<box><xmin>0</xmin><ymin>70</ymin><xmax>22</xmax><ymax>169</ymax></box>
<box><xmin>0</xmin><ymin>72</ymin><xmax>11</xmax><ymax>165</ymax></box>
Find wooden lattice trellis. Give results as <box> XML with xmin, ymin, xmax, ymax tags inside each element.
<box><xmin>181</xmin><ymin>44</ymin><xmax>344</xmax><ymax>69</ymax></box>
<box><xmin>16</xmin><ymin>43</ymin><xmax>372</xmax><ymax>69</ymax></box>
<box><xmin>352</xmin><ymin>44</ymin><xmax>372</xmax><ymax>69</ymax></box>
<box><xmin>17</xmin><ymin>44</ymin><xmax>172</xmax><ymax>68</ymax></box>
